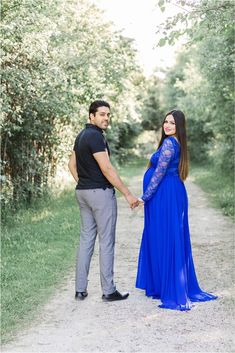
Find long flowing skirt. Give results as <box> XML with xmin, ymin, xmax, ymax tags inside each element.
<box><xmin>136</xmin><ymin>172</ymin><xmax>217</xmax><ymax>311</ymax></box>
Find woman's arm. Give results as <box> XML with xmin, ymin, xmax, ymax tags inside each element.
<box><xmin>141</xmin><ymin>138</ymin><xmax>175</xmax><ymax>202</ymax></box>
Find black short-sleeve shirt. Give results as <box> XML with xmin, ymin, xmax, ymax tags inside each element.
<box><xmin>73</xmin><ymin>123</ymin><xmax>113</xmax><ymax>189</ymax></box>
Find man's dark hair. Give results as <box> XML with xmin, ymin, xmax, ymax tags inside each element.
<box><xmin>89</xmin><ymin>100</ymin><xmax>110</xmax><ymax>117</ymax></box>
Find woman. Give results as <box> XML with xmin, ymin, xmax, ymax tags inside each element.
<box><xmin>136</xmin><ymin>110</ymin><xmax>217</xmax><ymax>311</ymax></box>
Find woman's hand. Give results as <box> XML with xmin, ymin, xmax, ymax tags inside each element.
<box><xmin>138</xmin><ymin>197</ymin><xmax>144</xmax><ymax>206</ymax></box>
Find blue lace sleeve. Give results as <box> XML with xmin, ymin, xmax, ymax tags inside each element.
<box><xmin>141</xmin><ymin>138</ymin><xmax>175</xmax><ymax>202</ymax></box>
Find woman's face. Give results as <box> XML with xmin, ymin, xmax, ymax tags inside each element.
<box><xmin>163</xmin><ymin>114</ymin><xmax>176</xmax><ymax>136</ymax></box>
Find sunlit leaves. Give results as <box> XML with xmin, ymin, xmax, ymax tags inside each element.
<box><xmin>1</xmin><ymin>0</ymin><xmax>143</xmax><ymax>215</ymax></box>
<box><xmin>160</xmin><ymin>0</ymin><xmax>234</xmax><ymax>176</ymax></box>
<box><xmin>156</xmin><ymin>0</ymin><xmax>234</xmax><ymax>46</ymax></box>
<box><xmin>158</xmin><ymin>0</ymin><xmax>165</xmax><ymax>12</ymax></box>
<box><xmin>158</xmin><ymin>38</ymin><xmax>166</xmax><ymax>47</ymax></box>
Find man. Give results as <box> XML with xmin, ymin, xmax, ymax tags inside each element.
<box><xmin>68</xmin><ymin>100</ymin><xmax>138</xmax><ymax>302</ymax></box>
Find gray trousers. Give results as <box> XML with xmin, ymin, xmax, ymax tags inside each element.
<box><xmin>75</xmin><ymin>188</ymin><xmax>117</xmax><ymax>295</ymax></box>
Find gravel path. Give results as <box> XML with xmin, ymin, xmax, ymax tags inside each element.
<box><xmin>2</xmin><ymin>176</ymin><xmax>234</xmax><ymax>353</ymax></box>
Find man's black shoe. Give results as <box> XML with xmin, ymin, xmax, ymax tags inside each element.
<box><xmin>102</xmin><ymin>290</ymin><xmax>129</xmax><ymax>302</ymax></box>
<box><xmin>75</xmin><ymin>291</ymin><xmax>88</xmax><ymax>300</ymax></box>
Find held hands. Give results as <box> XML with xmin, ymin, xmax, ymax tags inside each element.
<box><xmin>125</xmin><ymin>194</ymin><xmax>144</xmax><ymax>209</ymax></box>
<box><xmin>131</xmin><ymin>197</ymin><xmax>144</xmax><ymax>209</ymax></box>
<box><xmin>125</xmin><ymin>194</ymin><xmax>139</xmax><ymax>209</ymax></box>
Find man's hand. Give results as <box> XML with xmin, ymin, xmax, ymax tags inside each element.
<box><xmin>125</xmin><ymin>194</ymin><xmax>139</xmax><ymax>209</ymax></box>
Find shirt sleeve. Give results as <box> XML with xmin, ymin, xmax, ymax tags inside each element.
<box><xmin>89</xmin><ymin>133</ymin><xmax>107</xmax><ymax>154</ymax></box>
<box><xmin>141</xmin><ymin>138</ymin><xmax>175</xmax><ymax>202</ymax></box>
<box><xmin>73</xmin><ymin>134</ymin><xmax>79</xmax><ymax>151</ymax></box>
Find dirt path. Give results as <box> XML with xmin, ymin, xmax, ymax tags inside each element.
<box><xmin>2</xmin><ymin>176</ymin><xmax>234</xmax><ymax>353</ymax></box>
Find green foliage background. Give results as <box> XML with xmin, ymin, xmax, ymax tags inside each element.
<box><xmin>1</xmin><ymin>0</ymin><xmax>234</xmax><ymax>215</ymax></box>
<box><xmin>137</xmin><ymin>0</ymin><xmax>234</xmax><ymax>215</ymax></box>
<box><xmin>1</xmin><ymin>0</ymin><xmax>145</xmax><ymax>216</ymax></box>
<box><xmin>157</xmin><ymin>0</ymin><xmax>234</xmax><ymax>172</ymax></box>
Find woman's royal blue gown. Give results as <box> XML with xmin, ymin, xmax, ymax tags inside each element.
<box><xmin>136</xmin><ymin>136</ymin><xmax>217</xmax><ymax>310</ymax></box>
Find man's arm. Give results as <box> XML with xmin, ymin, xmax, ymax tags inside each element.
<box><xmin>68</xmin><ymin>151</ymin><xmax>79</xmax><ymax>183</ymax></box>
<box><xmin>93</xmin><ymin>151</ymin><xmax>138</xmax><ymax>208</ymax></box>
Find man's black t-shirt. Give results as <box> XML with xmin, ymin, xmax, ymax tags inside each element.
<box><xmin>73</xmin><ymin>124</ymin><xmax>113</xmax><ymax>190</ymax></box>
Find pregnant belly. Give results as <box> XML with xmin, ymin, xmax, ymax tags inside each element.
<box><xmin>143</xmin><ymin>167</ymin><xmax>155</xmax><ymax>191</ymax></box>
<box><xmin>143</xmin><ymin>167</ymin><xmax>181</xmax><ymax>193</ymax></box>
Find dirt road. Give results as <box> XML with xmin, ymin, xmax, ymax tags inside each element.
<box><xmin>2</xmin><ymin>175</ymin><xmax>234</xmax><ymax>353</ymax></box>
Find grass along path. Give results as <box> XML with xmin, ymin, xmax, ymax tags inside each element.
<box><xmin>190</xmin><ymin>163</ymin><xmax>234</xmax><ymax>219</ymax></box>
<box><xmin>1</xmin><ymin>189</ymin><xmax>81</xmax><ymax>343</ymax></box>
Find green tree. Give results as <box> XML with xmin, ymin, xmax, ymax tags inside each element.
<box><xmin>156</xmin><ymin>0</ymin><xmax>234</xmax><ymax>171</ymax></box>
<box><xmin>1</xmin><ymin>0</ymin><xmax>143</xmax><ymax>216</ymax></box>
<box><xmin>141</xmin><ymin>75</ymin><xmax>164</xmax><ymax>131</ymax></box>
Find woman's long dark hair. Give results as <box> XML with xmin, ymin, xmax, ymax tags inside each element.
<box><xmin>158</xmin><ymin>110</ymin><xmax>189</xmax><ymax>180</ymax></box>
